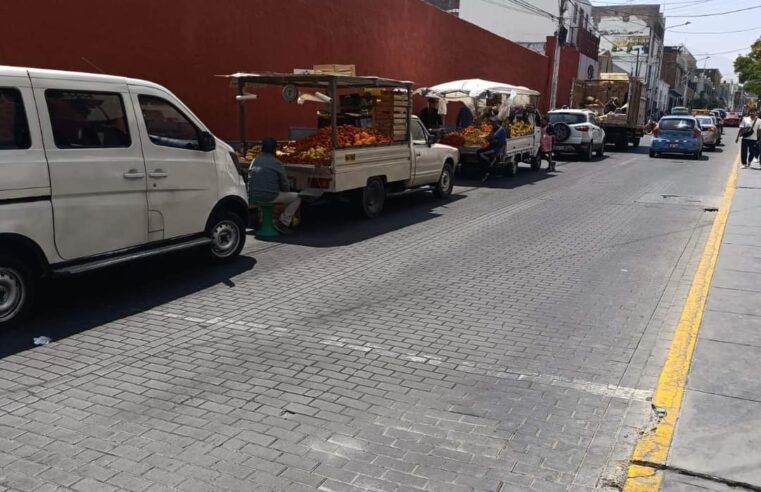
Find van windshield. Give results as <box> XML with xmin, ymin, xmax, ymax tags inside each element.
<box><xmin>660</xmin><ymin>119</ymin><xmax>695</xmax><ymax>131</ymax></box>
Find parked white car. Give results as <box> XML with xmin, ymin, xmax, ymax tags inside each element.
<box><xmin>548</xmin><ymin>109</ymin><xmax>606</xmax><ymax>161</ymax></box>
<box><xmin>0</xmin><ymin>66</ymin><xmax>249</xmax><ymax>326</ymax></box>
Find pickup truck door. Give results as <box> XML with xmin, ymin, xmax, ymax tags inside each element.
<box><xmin>410</xmin><ymin>119</ymin><xmax>440</xmax><ymax>185</ymax></box>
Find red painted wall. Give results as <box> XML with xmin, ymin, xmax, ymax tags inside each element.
<box><xmin>1</xmin><ymin>0</ymin><xmax>559</xmax><ymax>141</ymax></box>
<box><xmin>545</xmin><ymin>37</ymin><xmax>581</xmax><ymax>110</ymax></box>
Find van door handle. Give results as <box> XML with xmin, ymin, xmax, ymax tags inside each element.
<box><xmin>149</xmin><ymin>170</ymin><xmax>169</xmax><ymax>178</ymax></box>
<box><xmin>123</xmin><ymin>170</ymin><xmax>145</xmax><ymax>179</ymax></box>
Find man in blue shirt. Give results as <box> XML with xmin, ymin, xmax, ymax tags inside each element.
<box><xmin>477</xmin><ymin>117</ymin><xmax>507</xmax><ymax>182</ymax></box>
<box><xmin>248</xmin><ymin>138</ymin><xmax>300</xmax><ymax>234</ymax></box>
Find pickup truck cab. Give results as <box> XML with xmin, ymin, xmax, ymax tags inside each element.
<box><xmin>0</xmin><ymin>66</ymin><xmax>248</xmax><ymax>327</ymax></box>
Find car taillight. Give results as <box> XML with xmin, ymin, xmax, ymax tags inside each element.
<box><xmin>693</xmin><ymin>128</ymin><xmax>702</xmax><ymax>138</ymax></box>
<box><xmin>653</xmin><ymin>127</ymin><xmax>659</xmax><ymax>137</ymax></box>
<box><xmin>576</xmin><ymin>125</ymin><xmax>590</xmax><ymax>132</ymax></box>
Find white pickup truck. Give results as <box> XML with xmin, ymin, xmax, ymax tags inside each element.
<box><xmin>284</xmin><ymin>116</ymin><xmax>459</xmax><ymax>217</ymax></box>
<box><xmin>228</xmin><ymin>73</ymin><xmax>459</xmax><ymax>217</ymax></box>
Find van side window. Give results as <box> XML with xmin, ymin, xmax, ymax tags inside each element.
<box><xmin>138</xmin><ymin>95</ymin><xmax>200</xmax><ymax>150</ymax></box>
<box><xmin>45</xmin><ymin>90</ymin><xmax>131</xmax><ymax>149</ymax></box>
<box><xmin>0</xmin><ymin>88</ymin><xmax>31</xmax><ymax>150</ymax></box>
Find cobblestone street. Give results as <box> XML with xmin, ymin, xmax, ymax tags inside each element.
<box><xmin>0</xmin><ymin>144</ymin><xmax>735</xmax><ymax>491</ymax></box>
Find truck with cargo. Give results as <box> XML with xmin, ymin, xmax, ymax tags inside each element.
<box><xmin>571</xmin><ymin>73</ymin><xmax>646</xmax><ymax>151</ymax></box>
<box><xmin>227</xmin><ymin>72</ymin><xmax>459</xmax><ymax>218</ymax></box>
<box><xmin>418</xmin><ymin>79</ymin><xmax>542</xmax><ymax>175</ymax></box>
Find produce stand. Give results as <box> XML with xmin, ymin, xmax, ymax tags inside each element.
<box><xmin>416</xmin><ymin>79</ymin><xmax>541</xmax><ymax>174</ymax></box>
<box><xmin>222</xmin><ymin>72</ymin><xmax>413</xmax><ymax>196</ymax></box>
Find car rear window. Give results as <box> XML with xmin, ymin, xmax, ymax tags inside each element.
<box><xmin>660</xmin><ymin>118</ymin><xmax>695</xmax><ymax>131</ymax></box>
<box><xmin>548</xmin><ymin>113</ymin><xmax>587</xmax><ymax>124</ymax></box>
<box><xmin>696</xmin><ymin>117</ymin><xmax>713</xmax><ymax>126</ymax></box>
<box><xmin>0</xmin><ymin>88</ymin><xmax>31</xmax><ymax>150</ymax></box>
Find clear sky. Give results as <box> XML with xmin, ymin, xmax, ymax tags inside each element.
<box><xmin>589</xmin><ymin>0</ymin><xmax>761</xmax><ymax>81</ymax></box>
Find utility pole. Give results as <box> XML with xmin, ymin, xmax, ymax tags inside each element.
<box><xmin>549</xmin><ymin>0</ymin><xmax>568</xmax><ymax>110</ymax></box>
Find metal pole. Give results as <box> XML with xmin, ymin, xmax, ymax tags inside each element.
<box><xmin>238</xmin><ymin>79</ymin><xmax>247</xmax><ymax>154</ymax></box>
<box><xmin>549</xmin><ymin>0</ymin><xmax>568</xmax><ymax>110</ymax></box>
<box><xmin>330</xmin><ymin>78</ymin><xmax>338</xmax><ymax>149</ymax></box>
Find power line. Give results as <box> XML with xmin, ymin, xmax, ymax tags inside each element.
<box><xmin>662</xmin><ymin>4</ymin><xmax>761</xmax><ymax>18</ymax></box>
<box><xmin>670</xmin><ymin>27</ymin><xmax>761</xmax><ymax>35</ymax></box>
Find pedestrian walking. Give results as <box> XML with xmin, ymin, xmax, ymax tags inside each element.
<box><xmin>539</xmin><ymin>116</ymin><xmax>555</xmax><ymax>172</ymax></box>
<box><xmin>736</xmin><ymin>108</ymin><xmax>759</xmax><ymax>168</ymax></box>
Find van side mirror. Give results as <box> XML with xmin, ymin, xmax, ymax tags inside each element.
<box><xmin>199</xmin><ymin>131</ymin><xmax>216</xmax><ymax>152</ymax></box>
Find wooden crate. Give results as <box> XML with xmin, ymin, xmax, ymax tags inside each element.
<box><xmin>313</xmin><ymin>64</ymin><xmax>356</xmax><ymax>76</ymax></box>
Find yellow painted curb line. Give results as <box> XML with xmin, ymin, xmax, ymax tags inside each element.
<box><xmin>622</xmin><ymin>154</ymin><xmax>740</xmax><ymax>492</ymax></box>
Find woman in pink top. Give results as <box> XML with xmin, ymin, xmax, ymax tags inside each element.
<box><xmin>539</xmin><ymin>116</ymin><xmax>555</xmax><ymax>172</ymax></box>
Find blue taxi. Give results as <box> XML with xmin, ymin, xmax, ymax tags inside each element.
<box><xmin>649</xmin><ymin>116</ymin><xmax>703</xmax><ymax>160</ymax></box>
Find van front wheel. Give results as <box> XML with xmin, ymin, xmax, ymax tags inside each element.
<box><xmin>207</xmin><ymin>212</ymin><xmax>245</xmax><ymax>262</ymax></box>
<box><xmin>0</xmin><ymin>255</ymin><xmax>35</xmax><ymax>329</ymax></box>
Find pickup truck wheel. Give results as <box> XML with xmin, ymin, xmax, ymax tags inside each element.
<box><xmin>359</xmin><ymin>178</ymin><xmax>385</xmax><ymax>218</ymax></box>
<box><xmin>0</xmin><ymin>255</ymin><xmax>35</xmax><ymax>329</ymax></box>
<box><xmin>207</xmin><ymin>211</ymin><xmax>245</xmax><ymax>262</ymax></box>
<box><xmin>632</xmin><ymin>138</ymin><xmax>641</xmax><ymax>147</ymax></box>
<box><xmin>433</xmin><ymin>164</ymin><xmax>454</xmax><ymax>199</ymax></box>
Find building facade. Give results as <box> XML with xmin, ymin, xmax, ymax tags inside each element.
<box><xmin>661</xmin><ymin>46</ymin><xmax>697</xmax><ymax>109</ymax></box>
<box><xmin>695</xmin><ymin>68</ymin><xmax>723</xmax><ymax>104</ymax></box>
<box><xmin>455</xmin><ymin>0</ymin><xmax>600</xmax><ymax>81</ymax></box>
<box><xmin>593</xmin><ymin>4</ymin><xmax>665</xmax><ymax>114</ymax></box>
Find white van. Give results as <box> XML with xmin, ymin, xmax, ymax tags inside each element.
<box><xmin>0</xmin><ymin>66</ymin><xmax>249</xmax><ymax>327</ymax></box>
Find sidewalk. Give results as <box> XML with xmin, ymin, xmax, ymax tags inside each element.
<box><xmin>662</xmin><ymin>162</ymin><xmax>761</xmax><ymax>491</ymax></box>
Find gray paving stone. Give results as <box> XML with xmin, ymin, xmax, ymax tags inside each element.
<box><xmin>669</xmin><ymin>389</ymin><xmax>761</xmax><ymax>486</ymax></box>
<box><xmin>0</xmin><ymin>144</ymin><xmax>737</xmax><ymax>491</ymax></box>
<box><xmin>687</xmin><ymin>338</ymin><xmax>761</xmax><ymax>401</ymax></box>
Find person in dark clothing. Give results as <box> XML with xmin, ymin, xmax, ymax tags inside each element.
<box><xmin>248</xmin><ymin>138</ymin><xmax>300</xmax><ymax>234</ymax></box>
<box><xmin>603</xmin><ymin>97</ymin><xmax>620</xmax><ymax>114</ymax></box>
<box><xmin>456</xmin><ymin>105</ymin><xmax>474</xmax><ymax>129</ymax></box>
<box><xmin>419</xmin><ymin>98</ymin><xmax>442</xmax><ymax>129</ymax></box>
<box><xmin>477</xmin><ymin>117</ymin><xmax>507</xmax><ymax>182</ymax></box>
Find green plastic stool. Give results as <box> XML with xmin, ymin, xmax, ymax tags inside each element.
<box><xmin>255</xmin><ymin>203</ymin><xmax>279</xmax><ymax>238</ymax></box>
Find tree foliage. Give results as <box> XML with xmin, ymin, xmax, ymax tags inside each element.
<box><xmin>735</xmin><ymin>37</ymin><xmax>761</xmax><ymax>98</ymax></box>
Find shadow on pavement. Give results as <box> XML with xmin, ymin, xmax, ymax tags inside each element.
<box><xmin>1</xmin><ymin>252</ymin><xmax>257</xmax><ymax>359</ymax></box>
<box><xmin>456</xmin><ymin>164</ymin><xmax>557</xmax><ymax>190</ymax></box>
<box><xmin>256</xmin><ymin>190</ymin><xmax>466</xmax><ymax>248</ymax></box>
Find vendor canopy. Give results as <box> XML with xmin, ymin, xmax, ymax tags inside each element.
<box><xmin>220</xmin><ymin>72</ymin><xmax>413</xmax><ymax>89</ymax></box>
<box><xmin>416</xmin><ymin>78</ymin><xmax>540</xmax><ymax>101</ymax></box>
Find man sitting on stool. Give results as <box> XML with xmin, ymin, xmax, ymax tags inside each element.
<box><xmin>477</xmin><ymin>117</ymin><xmax>507</xmax><ymax>183</ymax></box>
<box><xmin>248</xmin><ymin>138</ymin><xmax>300</xmax><ymax>234</ymax></box>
